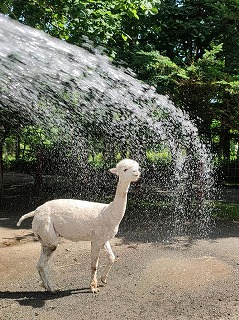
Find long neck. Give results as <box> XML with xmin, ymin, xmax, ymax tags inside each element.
<box><xmin>108</xmin><ymin>178</ymin><xmax>130</xmax><ymax>225</ymax></box>
<box><xmin>113</xmin><ymin>179</ymin><xmax>130</xmax><ymax>207</ymax></box>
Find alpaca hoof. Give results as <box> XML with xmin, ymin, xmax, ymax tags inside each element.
<box><xmin>40</xmin><ymin>281</ymin><xmax>56</xmax><ymax>293</ymax></box>
<box><xmin>90</xmin><ymin>280</ymin><xmax>100</xmax><ymax>293</ymax></box>
<box><xmin>101</xmin><ymin>276</ymin><xmax>107</xmax><ymax>284</ymax></box>
<box><xmin>50</xmin><ymin>289</ymin><xmax>60</xmax><ymax>295</ymax></box>
<box><xmin>46</xmin><ymin>286</ymin><xmax>57</xmax><ymax>293</ymax></box>
<box><xmin>91</xmin><ymin>287</ymin><xmax>100</xmax><ymax>293</ymax></box>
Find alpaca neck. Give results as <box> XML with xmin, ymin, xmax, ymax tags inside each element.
<box><xmin>113</xmin><ymin>179</ymin><xmax>130</xmax><ymax>207</ymax></box>
<box><xmin>108</xmin><ymin>179</ymin><xmax>130</xmax><ymax>225</ymax></box>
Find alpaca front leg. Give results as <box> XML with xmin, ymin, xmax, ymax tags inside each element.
<box><xmin>37</xmin><ymin>244</ymin><xmax>57</xmax><ymax>292</ymax></box>
<box><xmin>90</xmin><ymin>242</ymin><xmax>101</xmax><ymax>293</ymax></box>
<box><xmin>101</xmin><ymin>241</ymin><xmax>115</xmax><ymax>284</ymax></box>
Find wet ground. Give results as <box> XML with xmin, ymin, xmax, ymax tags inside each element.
<box><xmin>1</xmin><ymin>173</ymin><xmax>239</xmax><ymax>319</ymax></box>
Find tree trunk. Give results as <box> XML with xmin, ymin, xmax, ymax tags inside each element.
<box><xmin>0</xmin><ymin>140</ymin><xmax>3</xmax><ymax>204</ymax></box>
<box><xmin>218</xmin><ymin>126</ymin><xmax>231</xmax><ymax>161</ymax></box>
<box><xmin>223</xmin><ymin>22</ymin><xmax>239</xmax><ymax>75</ymax></box>
<box><xmin>33</xmin><ymin>150</ymin><xmax>44</xmax><ymax>195</ymax></box>
<box><xmin>15</xmin><ymin>133</ymin><xmax>21</xmax><ymax>160</ymax></box>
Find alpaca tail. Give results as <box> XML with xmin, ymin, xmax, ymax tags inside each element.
<box><xmin>17</xmin><ymin>211</ymin><xmax>35</xmax><ymax>226</ymax></box>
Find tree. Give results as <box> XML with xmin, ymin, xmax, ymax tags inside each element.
<box><xmin>122</xmin><ymin>0</ymin><xmax>239</xmax><ymax>163</ymax></box>
<box><xmin>2</xmin><ymin>0</ymin><xmax>239</xmax><ymax>165</ymax></box>
<box><xmin>0</xmin><ymin>0</ymin><xmax>159</xmax><ymax>52</ymax></box>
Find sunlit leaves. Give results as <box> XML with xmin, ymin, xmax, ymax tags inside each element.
<box><xmin>0</xmin><ymin>0</ymin><xmax>160</xmax><ymax>51</ymax></box>
<box><xmin>0</xmin><ymin>1</ymin><xmax>8</xmax><ymax>14</ymax></box>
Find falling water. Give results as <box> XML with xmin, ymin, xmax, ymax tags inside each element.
<box><xmin>0</xmin><ymin>15</ymin><xmax>216</xmax><ymax>241</ymax></box>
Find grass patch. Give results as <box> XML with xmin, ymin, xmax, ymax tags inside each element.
<box><xmin>213</xmin><ymin>202</ymin><xmax>239</xmax><ymax>220</ymax></box>
<box><xmin>129</xmin><ymin>199</ymin><xmax>239</xmax><ymax>221</ymax></box>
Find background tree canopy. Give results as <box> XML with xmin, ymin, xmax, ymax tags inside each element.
<box><xmin>1</xmin><ymin>0</ymin><xmax>239</xmax><ymax>189</ymax></box>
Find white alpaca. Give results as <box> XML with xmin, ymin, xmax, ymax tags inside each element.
<box><xmin>17</xmin><ymin>159</ymin><xmax>140</xmax><ymax>293</ymax></box>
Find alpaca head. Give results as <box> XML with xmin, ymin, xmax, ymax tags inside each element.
<box><xmin>109</xmin><ymin>159</ymin><xmax>140</xmax><ymax>183</ymax></box>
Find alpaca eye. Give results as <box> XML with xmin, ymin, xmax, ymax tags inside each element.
<box><xmin>124</xmin><ymin>168</ymin><xmax>128</xmax><ymax>172</ymax></box>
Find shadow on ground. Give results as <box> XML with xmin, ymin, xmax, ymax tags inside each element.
<box><xmin>0</xmin><ymin>287</ymin><xmax>91</xmax><ymax>308</ymax></box>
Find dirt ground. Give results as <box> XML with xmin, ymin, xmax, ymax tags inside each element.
<box><xmin>1</xmin><ymin>173</ymin><xmax>239</xmax><ymax>320</ymax></box>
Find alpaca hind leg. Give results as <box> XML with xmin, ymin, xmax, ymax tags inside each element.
<box><xmin>90</xmin><ymin>241</ymin><xmax>101</xmax><ymax>293</ymax></box>
<box><xmin>37</xmin><ymin>244</ymin><xmax>57</xmax><ymax>292</ymax></box>
<box><xmin>101</xmin><ymin>241</ymin><xmax>115</xmax><ymax>284</ymax></box>
<box><xmin>33</xmin><ymin>216</ymin><xmax>59</xmax><ymax>292</ymax></box>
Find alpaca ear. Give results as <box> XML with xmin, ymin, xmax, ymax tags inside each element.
<box><xmin>109</xmin><ymin>167</ymin><xmax>118</xmax><ymax>175</ymax></box>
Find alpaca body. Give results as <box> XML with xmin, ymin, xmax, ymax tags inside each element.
<box><xmin>33</xmin><ymin>199</ymin><xmax>108</xmax><ymax>242</ymax></box>
<box><xmin>17</xmin><ymin>159</ymin><xmax>140</xmax><ymax>293</ymax></box>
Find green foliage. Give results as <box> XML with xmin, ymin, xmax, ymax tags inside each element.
<box><xmin>213</xmin><ymin>202</ymin><xmax>239</xmax><ymax>220</ymax></box>
<box><xmin>0</xmin><ymin>0</ymin><xmax>8</xmax><ymax>13</ymax></box>
<box><xmin>146</xmin><ymin>148</ymin><xmax>171</xmax><ymax>164</ymax></box>
<box><xmin>129</xmin><ymin>50</ymin><xmax>188</xmax><ymax>92</ymax></box>
<box><xmin>88</xmin><ymin>152</ymin><xmax>104</xmax><ymax>168</ymax></box>
<box><xmin>3</xmin><ymin>125</ymin><xmax>56</xmax><ymax>163</ymax></box>
<box><xmin>21</xmin><ymin>126</ymin><xmax>53</xmax><ymax>148</ymax></box>
<box><xmin>1</xmin><ymin>0</ymin><xmax>160</xmax><ymax>52</ymax></box>
<box><xmin>186</xmin><ymin>44</ymin><xmax>225</xmax><ymax>82</ymax></box>
<box><xmin>2</xmin><ymin>0</ymin><xmax>239</xmax><ymax>169</ymax></box>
